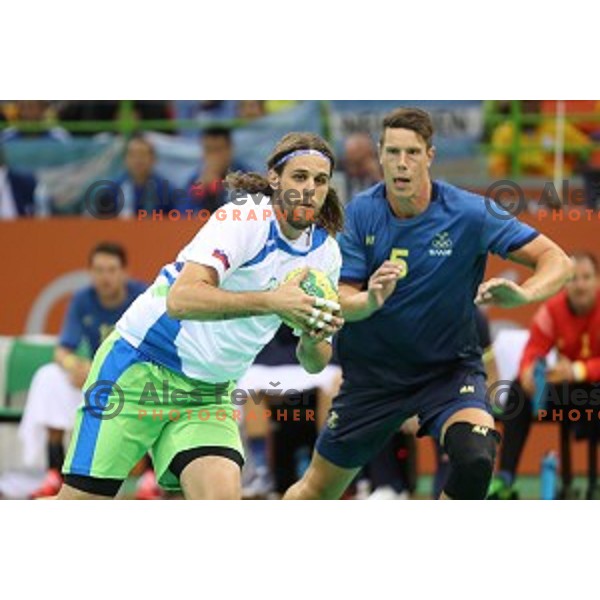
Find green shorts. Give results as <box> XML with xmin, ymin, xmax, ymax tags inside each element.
<box><xmin>62</xmin><ymin>331</ymin><xmax>244</xmax><ymax>491</ymax></box>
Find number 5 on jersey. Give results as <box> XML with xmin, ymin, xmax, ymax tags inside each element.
<box><xmin>389</xmin><ymin>248</ymin><xmax>409</xmax><ymax>279</ymax></box>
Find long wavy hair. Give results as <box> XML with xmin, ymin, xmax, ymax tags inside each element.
<box><xmin>225</xmin><ymin>132</ymin><xmax>344</xmax><ymax>235</ymax></box>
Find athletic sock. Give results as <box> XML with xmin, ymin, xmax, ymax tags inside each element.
<box><xmin>48</xmin><ymin>442</ymin><xmax>65</xmax><ymax>472</ymax></box>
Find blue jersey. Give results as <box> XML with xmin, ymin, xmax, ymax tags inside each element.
<box><xmin>59</xmin><ymin>280</ymin><xmax>147</xmax><ymax>356</ymax></box>
<box><xmin>336</xmin><ymin>180</ymin><xmax>539</xmax><ymax>388</ymax></box>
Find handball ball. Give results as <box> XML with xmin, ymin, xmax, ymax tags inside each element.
<box><xmin>281</xmin><ymin>267</ymin><xmax>339</xmax><ymax>330</ymax></box>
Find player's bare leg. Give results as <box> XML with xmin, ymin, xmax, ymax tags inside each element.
<box><xmin>55</xmin><ymin>484</ymin><xmax>113</xmax><ymax>500</ymax></box>
<box><xmin>179</xmin><ymin>456</ymin><xmax>241</xmax><ymax>500</ymax></box>
<box><xmin>283</xmin><ymin>451</ymin><xmax>360</xmax><ymax>499</ymax></box>
<box><xmin>439</xmin><ymin>407</ymin><xmax>497</xmax><ymax>500</ymax></box>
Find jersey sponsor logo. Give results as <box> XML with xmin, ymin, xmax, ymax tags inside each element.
<box><xmin>327</xmin><ymin>409</ymin><xmax>339</xmax><ymax>430</ymax></box>
<box><xmin>212</xmin><ymin>249</ymin><xmax>231</xmax><ymax>270</ymax></box>
<box><xmin>472</xmin><ymin>425</ymin><xmax>489</xmax><ymax>436</ymax></box>
<box><xmin>460</xmin><ymin>384</ymin><xmax>475</xmax><ymax>395</ymax></box>
<box><xmin>429</xmin><ymin>232</ymin><xmax>453</xmax><ymax>257</ymax></box>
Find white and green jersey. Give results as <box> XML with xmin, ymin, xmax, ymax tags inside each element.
<box><xmin>116</xmin><ymin>196</ymin><xmax>341</xmax><ymax>383</ymax></box>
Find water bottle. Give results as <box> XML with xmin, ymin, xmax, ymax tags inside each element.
<box><xmin>540</xmin><ymin>451</ymin><xmax>558</xmax><ymax>499</ymax></box>
<box><xmin>531</xmin><ymin>359</ymin><xmax>547</xmax><ymax>417</ymax></box>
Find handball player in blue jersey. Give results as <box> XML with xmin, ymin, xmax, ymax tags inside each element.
<box><xmin>284</xmin><ymin>107</ymin><xmax>573</xmax><ymax>500</ymax></box>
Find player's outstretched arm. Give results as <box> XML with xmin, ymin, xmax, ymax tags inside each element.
<box><xmin>339</xmin><ymin>260</ymin><xmax>404</xmax><ymax>322</ymax></box>
<box><xmin>475</xmin><ymin>235</ymin><xmax>572</xmax><ymax>309</ymax></box>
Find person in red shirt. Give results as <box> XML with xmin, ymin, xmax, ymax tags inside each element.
<box><xmin>491</xmin><ymin>252</ymin><xmax>600</xmax><ymax>499</ymax></box>
<box><xmin>520</xmin><ymin>254</ymin><xmax>600</xmax><ymax>391</ymax></box>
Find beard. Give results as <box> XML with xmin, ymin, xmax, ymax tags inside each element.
<box><xmin>275</xmin><ymin>193</ymin><xmax>320</xmax><ymax>232</ymax></box>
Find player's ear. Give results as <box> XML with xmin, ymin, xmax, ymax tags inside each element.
<box><xmin>267</xmin><ymin>169</ymin><xmax>280</xmax><ymax>191</ymax></box>
<box><xmin>427</xmin><ymin>145</ymin><xmax>436</xmax><ymax>167</ymax></box>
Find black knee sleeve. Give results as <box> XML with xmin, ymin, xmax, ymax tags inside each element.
<box><xmin>443</xmin><ymin>422</ymin><xmax>501</xmax><ymax>499</ymax></box>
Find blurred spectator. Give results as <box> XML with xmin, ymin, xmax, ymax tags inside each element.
<box><xmin>340</xmin><ymin>132</ymin><xmax>381</xmax><ymax>201</ymax></box>
<box><xmin>176</xmin><ymin>126</ymin><xmax>249</xmax><ymax>214</ymax></box>
<box><xmin>0</xmin><ymin>143</ymin><xmax>37</xmax><ymax>218</ymax></box>
<box><xmin>490</xmin><ymin>252</ymin><xmax>600</xmax><ymax>500</ymax></box>
<box><xmin>115</xmin><ymin>134</ymin><xmax>175</xmax><ymax>217</ymax></box>
<box><xmin>18</xmin><ymin>243</ymin><xmax>149</xmax><ymax>498</ymax></box>
<box><xmin>489</xmin><ymin>100</ymin><xmax>591</xmax><ymax>179</ymax></box>
<box><xmin>238</xmin><ymin>100</ymin><xmax>266</xmax><ymax>121</ymax></box>
<box><xmin>0</xmin><ymin>101</ymin><xmax>70</xmax><ymax>143</ymax></box>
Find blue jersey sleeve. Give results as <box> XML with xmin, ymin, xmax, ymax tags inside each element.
<box><xmin>59</xmin><ymin>294</ymin><xmax>84</xmax><ymax>350</ymax></box>
<box><xmin>480</xmin><ymin>201</ymin><xmax>539</xmax><ymax>258</ymax></box>
<box><xmin>338</xmin><ymin>201</ymin><xmax>368</xmax><ymax>283</ymax></box>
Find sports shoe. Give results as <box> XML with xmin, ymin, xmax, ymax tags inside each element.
<box><xmin>135</xmin><ymin>470</ymin><xmax>163</xmax><ymax>500</ymax></box>
<box><xmin>368</xmin><ymin>486</ymin><xmax>410</xmax><ymax>500</ymax></box>
<box><xmin>30</xmin><ymin>469</ymin><xmax>63</xmax><ymax>499</ymax></box>
<box><xmin>487</xmin><ymin>476</ymin><xmax>519</xmax><ymax>500</ymax></box>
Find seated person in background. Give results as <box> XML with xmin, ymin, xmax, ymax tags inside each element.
<box><xmin>0</xmin><ymin>143</ymin><xmax>38</xmax><ymax>218</ymax></box>
<box><xmin>176</xmin><ymin>126</ymin><xmax>249</xmax><ymax>215</ymax></box>
<box><xmin>339</xmin><ymin>132</ymin><xmax>381</xmax><ymax>203</ymax></box>
<box><xmin>19</xmin><ymin>242</ymin><xmax>148</xmax><ymax>498</ymax></box>
<box><xmin>490</xmin><ymin>252</ymin><xmax>600</xmax><ymax>499</ymax></box>
<box><xmin>488</xmin><ymin>100</ymin><xmax>590</xmax><ymax>179</ymax></box>
<box><xmin>114</xmin><ymin>134</ymin><xmax>174</xmax><ymax>218</ymax></box>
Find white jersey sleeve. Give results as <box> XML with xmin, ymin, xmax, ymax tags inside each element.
<box><xmin>324</xmin><ymin>237</ymin><xmax>342</xmax><ymax>288</ymax></box>
<box><xmin>178</xmin><ymin>201</ymin><xmax>266</xmax><ymax>283</ymax></box>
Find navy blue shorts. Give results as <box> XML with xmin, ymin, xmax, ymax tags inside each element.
<box><xmin>315</xmin><ymin>366</ymin><xmax>492</xmax><ymax>469</ymax></box>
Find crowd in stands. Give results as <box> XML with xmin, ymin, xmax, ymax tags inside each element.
<box><xmin>1</xmin><ymin>100</ymin><xmax>600</xmax><ymax>219</ymax></box>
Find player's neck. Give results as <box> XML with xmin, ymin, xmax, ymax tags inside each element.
<box><xmin>98</xmin><ymin>285</ymin><xmax>127</xmax><ymax>309</ymax></box>
<box><xmin>277</xmin><ymin>216</ymin><xmax>306</xmax><ymax>241</ymax></box>
<box><xmin>131</xmin><ymin>173</ymin><xmax>151</xmax><ymax>186</ymax></box>
<box><xmin>568</xmin><ymin>297</ymin><xmax>596</xmax><ymax>316</ymax></box>
<box><xmin>387</xmin><ymin>180</ymin><xmax>432</xmax><ymax>219</ymax></box>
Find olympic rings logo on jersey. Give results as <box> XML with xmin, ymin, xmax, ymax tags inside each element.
<box><xmin>429</xmin><ymin>231</ymin><xmax>453</xmax><ymax>257</ymax></box>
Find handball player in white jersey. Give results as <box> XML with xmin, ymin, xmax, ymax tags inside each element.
<box><xmin>57</xmin><ymin>132</ymin><xmax>344</xmax><ymax>500</ymax></box>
